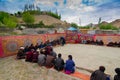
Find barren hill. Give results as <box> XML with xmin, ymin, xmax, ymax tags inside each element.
<box><xmin>18</xmin><ymin>15</ymin><xmax>70</xmax><ymax>28</ymax></box>
<box><xmin>100</xmin><ymin>21</ymin><xmax>108</xmax><ymax>25</ymax></box>
<box><xmin>110</xmin><ymin>19</ymin><xmax>120</xmax><ymax>28</ymax></box>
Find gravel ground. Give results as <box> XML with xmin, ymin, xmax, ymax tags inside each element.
<box><xmin>0</xmin><ymin>56</ymin><xmax>80</xmax><ymax>80</ymax></box>
<box><xmin>54</xmin><ymin>44</ymin><xmax>120</xmax><ymax>78</ymax></box>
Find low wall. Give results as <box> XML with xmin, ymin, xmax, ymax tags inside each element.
<box><xmin>1</xmin><ymin>33</ymin><xmax>120</xmax><ymax>58</ymax></box>
<box><xmin>0</xmin><ymin>33</ymin><xmax>66</xmax><ymax>58</ymax></box>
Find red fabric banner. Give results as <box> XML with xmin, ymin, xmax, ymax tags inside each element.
<box><xmin>0</xmin><ymin>37</ymin><xmax>4</xmax><ymax>57</ymax></box>
<box><xmin>0</xmin><ymin>33</ymin><xmax>66</xmax><ymax>58</ymax></box>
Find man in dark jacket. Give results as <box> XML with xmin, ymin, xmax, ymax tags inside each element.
<box><xmin>54</xmin><ymin>53</ymin><xmax>64</xmax><ymax>71</ymax></box>
<box><xmin>114</xmin><ymin>68</ymin><xmax>120</xmax><ymax>80</ymax></box>
<box><xmin>90</xmin><ymin>66</ymin><xmax>108</xmax><ymax>80</ymax></box>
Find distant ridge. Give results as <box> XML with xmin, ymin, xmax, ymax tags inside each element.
<box><xmin>110</xmin><ymin>19</ymin><xmax>120</xmax><ymax>28</ymax></box>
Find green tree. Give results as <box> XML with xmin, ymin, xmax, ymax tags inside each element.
<box><xmin>79</xmin><ymin>26</ymin><xmax>90</xmax><ymax>29</ymax></box>
<box><xmin>99</xmin><ymin>24</ymin><xmax>118</xmax><ymax>30</ymax></box>
<box><xmin>71</xmin><ymin>23</ymin><xmax>78</xmax><ymax>28</ymax></box>
<box><xmin>0</xmin><ymin>12</ymin><xmax>9</xmax><ymax>23</ymax></box>
<box><xmin>3</xmin><ymin>17</ymin><xmax>17</xmax><ymax>28</ymax></box>
<box><xmin>0</xmin><ymin>21</ymin><xmax>2</xmax><ymax>26</ymax></box>
<box><xmin>22</xmin><ymin>12</ymin><xmax>35</xmax><ymax>25</ymax></box>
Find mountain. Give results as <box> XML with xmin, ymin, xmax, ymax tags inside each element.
<box><xmin>110</xmin><ymin>19</ymin><xmax>120</xmax><ymax>28</ymax></box>
<box><xmin>94</xmin><ymin>19</ymin><xmax>120</xmax><ymax>29</ymax></box>
<box><xmin>100</xmin><ymin>21</ymin><xmax>109</xmax><ymax>25</ymax></box>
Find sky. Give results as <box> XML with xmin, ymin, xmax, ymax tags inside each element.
<box><xmin>0</xmin><ymin>0</ymin><xmax>120</xmax><ymax>26</ymax></box>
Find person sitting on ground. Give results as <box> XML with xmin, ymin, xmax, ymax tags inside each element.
<box><xmin>45</xmin><ymin>45</ymin><xmax>52</xmax><ymax>56</ymax></box>
<box><xmin>114</xmin><ymin>68</ymin><xmax>120</xmax><ymax>80</ymax></box>
<box><xmin>35</xmin><ymin>43</ymin><xmax>39</xmax><ymax>50</ymax></box>
<box><xmin>99</xmin><ymin>40</ymin><xmax>104</xmax><ymax>46</ymax></box>
<box><xmin>90</xmin><ymin>66</ymin><xmax>109</xmax><ymax>80</ymax></box>
<box><xmin>32</xmin><ymin>49</ymin><xmax>39</xmax><ymax>63</ymax></box>
<box><xmin>54</xmin><ymin>53</ymin><xmax>64</xmax><ymax>71</ymax></box>
<box><xmin>29</xmin><ymin>44</ymin><xmax>35</xmax><ymax>51</ymax></box>
<box><xmin>24</xmin><ymin>45</ymin><xmax>29</xmax><ymax>53</ymax></box>
<box><xmin>118</xmin><ymin>42</ymin><xmax>120</xmax><ymax>47</ymax></box>
<box><xmin>38</xmin><ymin>49</ymin><xmax>46</xmax><ymax>66</ymax></box>
<box><xmin>45</xmin><ymin>54</ymin><xmax>55</xmax><ymax>68</ymax></box>
<box><xmin>65</xmin><ymin>55</ymin><xmax>75</xmax><ymax>74</ymax></box>
<box><xmin>16</xmin><ymin>47</ymin><xmax>25</xmax><ymax>59</ymax></box>
<box><xmin>25</xmin><ymin>49</ymin><xmax>34</xmax><ymax>62</ymax></box>
<box><xmin>107</xmin><ymin>42</ymin><xmax>114</xmax><ymax>47</ymax></box>
<box><xmin>50</xmin><ymin>48</ymin><xmax>57</xmax><ymax>58</ymax></box>
<box><xmin>38</xmin><ymin>42</ymin><xmax>44</xmax><ymax>49</ymax></box>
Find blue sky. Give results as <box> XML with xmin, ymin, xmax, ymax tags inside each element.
<box><xmin>0</xmin><ymin>0</ymin><xmax>120</xmax><ymax>25</ymax></box>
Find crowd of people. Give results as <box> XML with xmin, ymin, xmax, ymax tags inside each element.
<box><xmin>107</xmin><ymin>42</ymin><xmax>120</xmax><ymax>47</ymax></box>
<box><xmin>16</xmin><ymin>37</ymin><xmax>75</xmax><ymax>74</ymax></box>
<box><xmin>81</xmin><ymin>39</ymin><xmax>120</xmax><ymax>48</ymax></box>
<box><xmin>16</xmin><ymin>37</ymin><xmax>120</xmax><ymax>79</ymax></box>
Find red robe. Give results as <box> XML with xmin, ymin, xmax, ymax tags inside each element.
<box><xmin>25</xmin><ymin>51</ymin><xmax>33</xmax><ymax>62</ymax></box>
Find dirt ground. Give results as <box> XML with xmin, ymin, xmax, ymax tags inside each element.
<box><xmin>54</xmin><ymin>44</ymin><xmax>120</xmax><ymax>78</ymax></box>
<box><xmin>0</xmin><ymin>56</ymin><xmax>80</xmax><ymax>80</ymax></box>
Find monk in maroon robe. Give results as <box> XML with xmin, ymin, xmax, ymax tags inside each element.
<box><xmin>32</xmin><ymin>51</ymin><xmax>39</xmax><ymax>63</ymax></box>
<box><xmin>25</xmin><ymin>49</ymin><xmax>34</xmax><ymax>62</ymax></box>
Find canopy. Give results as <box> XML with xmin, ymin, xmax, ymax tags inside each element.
<box><xmin>67</xmin><ymin>27</ymin><xmax>77</xmax><ymax>31</ymax></box>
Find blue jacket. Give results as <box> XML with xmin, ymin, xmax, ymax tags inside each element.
<box><xmin>65</xmin><ymin>59</ymin><xmax>75</xmax><ymax>72</ymax></box>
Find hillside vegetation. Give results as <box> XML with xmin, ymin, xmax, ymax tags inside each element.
<box><xmin>0</xmin><ymin>10</ymin><xmax>67</xmax><ymax>29</ymax></box>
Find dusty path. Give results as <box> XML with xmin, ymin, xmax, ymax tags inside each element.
<box><xmin>54</xmin><ymin>44</ymin><xmax>120</xmax><ymax>78</ymax></box>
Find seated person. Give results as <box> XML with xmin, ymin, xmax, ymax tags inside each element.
<box><xmin>25</xmin><ymin>49</ymin><xmax>34</xmax><ymax>62</ymax></box>
<box><xmin>32</xmin><ymin>49</ymin><xmax>39</xmax><ymax>63</ymax></box>
<box><xmin>114</xmin><ymin>68</ymin><xmax>120</xmax><ymax>80</ymax></box>
<box><xmin>107</xmin><ymin>42</ymin><xmax>114</xmax><ymax>47</ymax></box>
<box><xmin>90</xmin><ymin>66</ymin><xmax>109</xmax><ymax>80</ymax></box>
<box><xmin>16</xmin><ymin>47</ymin><xmax>25</xmax><ymax>59</ymax></box>
<box><xmin>65</xmin><ymin>55</ymin><xmax>75</xmax><ymax>74</ymax></box>
<box><xmin>45</xmin><ymin>45</ymin><xmax>52</xmax><ymax>56</ymax></box>
<box><xmin>54</xmin><ymin>53</ymin><xmax>64</xmax><ymax>71</ymax></box>
<box><xmin>50</xmin><ymin>48</ymin><xmax>57</xmax><ymax>58</ymax></box>
<box><xmin>99</xmin><ymin>40</ymin><xmax>104</xmax><ymax>46</ymax></box>
<box><xmin>118</xmin><ymin>42</ymin><xmax>120</xmax><ymax>47</ymax></box>
<box><xmin>45</xmin><ymin>54</ymin><xmax>54</xmax><ymax>68</ymax></box>
<box><xmin>38</xmin><ymin>49</ymin><xmax>46</xmax><ymax>66</ymax></box>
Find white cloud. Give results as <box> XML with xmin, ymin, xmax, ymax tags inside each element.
<box><xmin>34</xmin><ymin>0</ymin><xmax>120</xmax><ymax>26</ymax></box>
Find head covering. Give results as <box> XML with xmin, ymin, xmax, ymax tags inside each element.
<box><xmin>36</xmin><ymin>49</ymin><xmax>40</xmax><ymax>52</ymax></box>
<box><xmin>20</xmin><ymin>46</ymin><xmax>24</xmax><ymax>49</ymax></box>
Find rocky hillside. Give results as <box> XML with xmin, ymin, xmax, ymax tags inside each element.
<box><xmin>111</xmin><ymin>19</ymin><xmax>120</xmax><ymax>28</ymax></box>
<box><xmin>18</xmin><ymin>15</ymin><xmax>70</xmax><ymax>28</ymax></box>
<box><xmin>100</xmin><ymin>19</ymin><xmax>120</xmax><ymax>28</ymax></box>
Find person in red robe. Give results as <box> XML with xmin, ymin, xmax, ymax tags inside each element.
<box><xmin>32</xmin><ymin>49</ymin><xmax>39</xmax><ymax>63</ymax></box>
<box><xmin>25</xmin><ymin>49</ymin><xmax>34</xmax><ymax>62</ymax></box>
